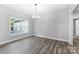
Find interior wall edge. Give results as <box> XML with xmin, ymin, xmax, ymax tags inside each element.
<box><xmin>0</xmin><ymin>34</ymin><xmax>32</xmax><ymax>46</ymax></box>
<box><xmin>33</xmin><ymin>34</ymin><xmax>69</xmax><ymax>43</ymax></box>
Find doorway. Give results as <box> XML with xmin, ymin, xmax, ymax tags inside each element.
<box><xmin>73</xmin><ymin>18</ymin><xmax>79</xmax><ymax>39</ymax></box>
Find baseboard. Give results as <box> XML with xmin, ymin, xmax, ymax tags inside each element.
<box><xmin>33</xmin><ymin>34</ymin><xmax>69</xmax><ymax>43</ymax></box>
<box><xmin>0</xmin><ymin>34</ymin><xmax>70</xmax><ymax>46</ymax></box>
<box><xmin>0</xmin><ymin>35</ymin><xmax>32</xmax><ymax>45</ymax></box>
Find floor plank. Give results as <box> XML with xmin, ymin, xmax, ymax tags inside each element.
<box><xmin>0</xmin><ymin>36</ymin><xmax>79</xmax><ymax>54</ymax></box>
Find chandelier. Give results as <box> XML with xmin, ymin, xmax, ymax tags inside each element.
<box><xmin>32</xmin><ymin>4</ymin><xmax>39</xmax><ymax>19</ymax></box>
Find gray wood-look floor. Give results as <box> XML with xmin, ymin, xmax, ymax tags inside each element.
<box><xmin>0</xmin><ymin>36</ymin><xmax>79</xmax><ymax>54</ymax></box>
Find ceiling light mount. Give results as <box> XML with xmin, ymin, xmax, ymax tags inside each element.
<box><xmin>35</xmin><ymin>4</ymin><xmax>37</xmax><ymax>6</ymax></box>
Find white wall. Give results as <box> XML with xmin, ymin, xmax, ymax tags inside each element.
<box><xmin>0</xmin><ymin>5</ymin><xmax>33</xmax><ymax>43</ymax></box>
<box><xmin>33</xmin><ymin>7</ymin><xmax>70</xmax><ymax>42</ymax></box>
<box><xmin>0</xmin><ymin>4</ymin><xmax>76</xmax><ymax>45</ymax></box>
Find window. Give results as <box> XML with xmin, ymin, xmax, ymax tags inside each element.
<box><xmin>9</xmin><ymin>16</ymin><xmax>29</xmax><ymax>35</ymax></box>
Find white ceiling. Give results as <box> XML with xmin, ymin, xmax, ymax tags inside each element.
<box><xmin>3</xmin><ymin>4</ymin><xmax>73</xmax><ymax>15</ymax></box>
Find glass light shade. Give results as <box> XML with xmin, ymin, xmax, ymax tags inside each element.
<box><xmin>32</xmin><ymin>16</ymin><xmax>39</xmax><ymax>19</ymax></box>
